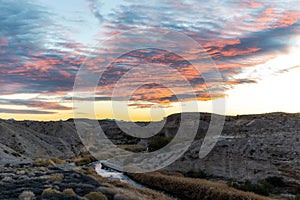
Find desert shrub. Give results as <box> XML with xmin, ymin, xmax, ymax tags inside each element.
<box><xmin>62</xmin><ymin>188</ymin><xmax>76</xmax><ymax>196</ymax></box>
<box><xmin>33</xmin><ymin>158</ymin><xmax>56</xmax><ymax>167</ymax></box>
<box><xmin>18</xmin><ymin>190</ymin><xmax>35</xmax><ymax>200</ymax></box>
<box><xmin>84</xmin><ymin>192</ymin><xmax>108</xmax><ymax>200</ymax></box>
<box><xmin>229</xmin><ymin>177</ymin><xmax>285</xmax><ymax>196</ymax></box>
<box><xmin>49</xmin><ymin>173</ymin><xmax>64</xmax><ymax>182</ymax></box>
<box><xmin>227</xmin><ymin>180</ymin><xmax>241</xmax><ymax>188</ymax></box>
<box><xmin>42</xmin><ymin>188</ymin><xmax>61</xmax><ymax>196</ymax></box>
<box><xmin>128</xmin><ymin>171</ymin><xmax>271</xmax><ymax>200</ymax></box>
<box><xmin>4</xmin><ymin>163</ymin><xmax>10</xmax><ymax>167</ymax></box>
<box><xmin>264</xmin><ymin>176</ymin><xmax>285</xmax><ymax>187</ymax></box>
<box><xmin>294</xmin><ymin>186</ymin><xmax>300</xmax><ymax>195</ymax></box>
<box><xmin>236</xmin><ymin>180</ymin><xmax>271</xmax><ymax>196</ymax></box>
<box><xmin>50</xmin><ymin>157</ymin><xmax>66</xmax><ymax>164</ymax></box>
<box><xmin>184</xmin><ymin>170</ymin><xmax>207</xmax><ymax>179</ymax></box>
<box><xmin>148</xmin><ymin>136</ymin><xmax>173</xmax><ymax>151</ymax></box>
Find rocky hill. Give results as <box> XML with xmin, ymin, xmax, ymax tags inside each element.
<box><xmin>0</xmin><ymin>119</ymin><xmax>85</xmax><ymax>165</ymax></box>
<box><xmin>0</xmin><ymin>112</ymin><xmax>299</xmax><ymax>186</ymax></box>
<box><xmin>166</xmin><ymin>112</ymin><xmax>300</xmax><ymax>186</ymax></box>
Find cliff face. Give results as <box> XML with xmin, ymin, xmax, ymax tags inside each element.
<box><xmin>166</xmin><ymin>113</ymin><xmax>300</xmax><ymax>184</ymax></box>
<box><xmin>0</xmin><ymin>112</ymin><xmax>299</xmax><ymax>184</ymax></box>
<box><xmin>167</xmin><ymin>132</ymin><xmax>300</xmax><ymax>184</ymax></box>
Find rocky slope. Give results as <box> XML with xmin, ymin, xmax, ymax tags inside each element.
<box><xmin>0</xmin><ymin>112</ymin><xmax>299</xmax><ymax>186</ymax></box>
<box><xmin>0</xmin><ymin>119</ymin><xmax>85</xmax><ymax>165</ymax></box>
<box><xmin>166</xmin><ymin>113</ymin><xmax>300</xmax><ymax>185</ymax></box>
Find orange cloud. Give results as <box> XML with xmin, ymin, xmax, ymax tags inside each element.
<box><xmin>221</xmin><ymin>47</ymin><xmax>261</xmax><ymax>57</ymax></box>
<box><xmin>274</xmin><ymin>10</ymin><xmax>300</xmax><ymax>28</ymax></box>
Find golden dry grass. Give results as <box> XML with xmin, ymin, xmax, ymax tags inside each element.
<box><xmin>33</xmin><ymin>158</ymin><xmax>56</xmax><ymax>167</ymax></box>
<box><xmin>127</xmin><ymin>171</ymin><xmax>274</xmax><ymax>200</ymax></box>
<box><xmin>50</xmin><ymin>157</ymin><xmax>66</xmax><ymax>164</ymax></box>
<box><xmin>73</xmin><ymin>154</ymin><xmax>97</xmax><ymax>166</ymax></box>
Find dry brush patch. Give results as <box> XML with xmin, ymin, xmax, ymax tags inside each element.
<box><xmin>127</xmin><ymin>171</ymin><xmax>274</xmax><ymax>200</ymax></box>
<box><xmin>62</xmin><ymin>188</ymin><xmax>76</xmax><ymax>196</ymax></box>
<box><xmin>33</xmin><ymin>158</ymin><xmax>56</xmax><ymax>167</ymax></box>
<box><xmin>50</xmin><ymin>157</ymin><xmax>66</xmax><ymax>164</ymax></box>
<box><xmin>78</xmin><ymin>167</ymin><xmax>173</xmax><ymax>200</ymax></box>
<box><xmin>72</xmin><ymin>153</ymin><xmax>97</xmax><ymax>166</ymax></box>
<box><xmin>84</xmin><ymin>191</ymin><xmax>108</xmax><ymax>200</ymax></box>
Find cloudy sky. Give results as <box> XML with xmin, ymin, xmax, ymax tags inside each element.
<box><xmin>0</xmin><ymin>0</ymin><xmax>300</xmax><ymax>121</ymax></box>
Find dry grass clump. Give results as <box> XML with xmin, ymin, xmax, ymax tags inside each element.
<box><xmin>128</xmin><ymin>171</ymin><xmax>273</xmax><ymax>200</ymax></box>
<box><xmin>42</xmin><ymin>188</ymin><xmax>61</xmax><ymax>197</ymax></box>
<box><xmin>42</xmin><ymin>188</ymin><xmax>78</xmax><ymax>198</ymax></box>
<box><xmin>49</xmin><ymin>173</ymin><xmax>64</xmax><ymax>182</ymax></box>
<box><xmin>84</xmin><ymin>191</ymin><xmax>108</xmax><ymax>200</ymax></box>
<box><xmin>62</xmin><ymin>188</ymin><xmax>76</xmax><ymax>196</ymax></box>
<box><xmin>78</xmin><ymin>167</ymin><xmax>172</xmax><ymax>200</ymax></box>
<box><xmin>73</xmin><ymin>153</ymin><xmax>97</xmax><ymax>166</ymax></box>
<box><xmin>50</xmin><ymin>157</ymin><xmax>66</xmax><ymax>164</ymax></box>
<box><xmin>33</xmin><ymin>158</ymin><xmax>56</xmax><ymax>167</ymax></box>
<box><xmin>18</xmin><ymin>190</ymin><xmax>35</xmax><ymax>200</ymax></box>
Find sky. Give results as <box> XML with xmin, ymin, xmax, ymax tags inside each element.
<box><xmin>0</xmin><ymin>0</ymin><xmax>300</xmax><ymax>121</ymax></box>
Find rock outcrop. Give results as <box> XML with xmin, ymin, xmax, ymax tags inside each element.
<box><xmin>166</xmin><ymin>113</ymin><xmax>300</xmax><ymax>185</ymax></box>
